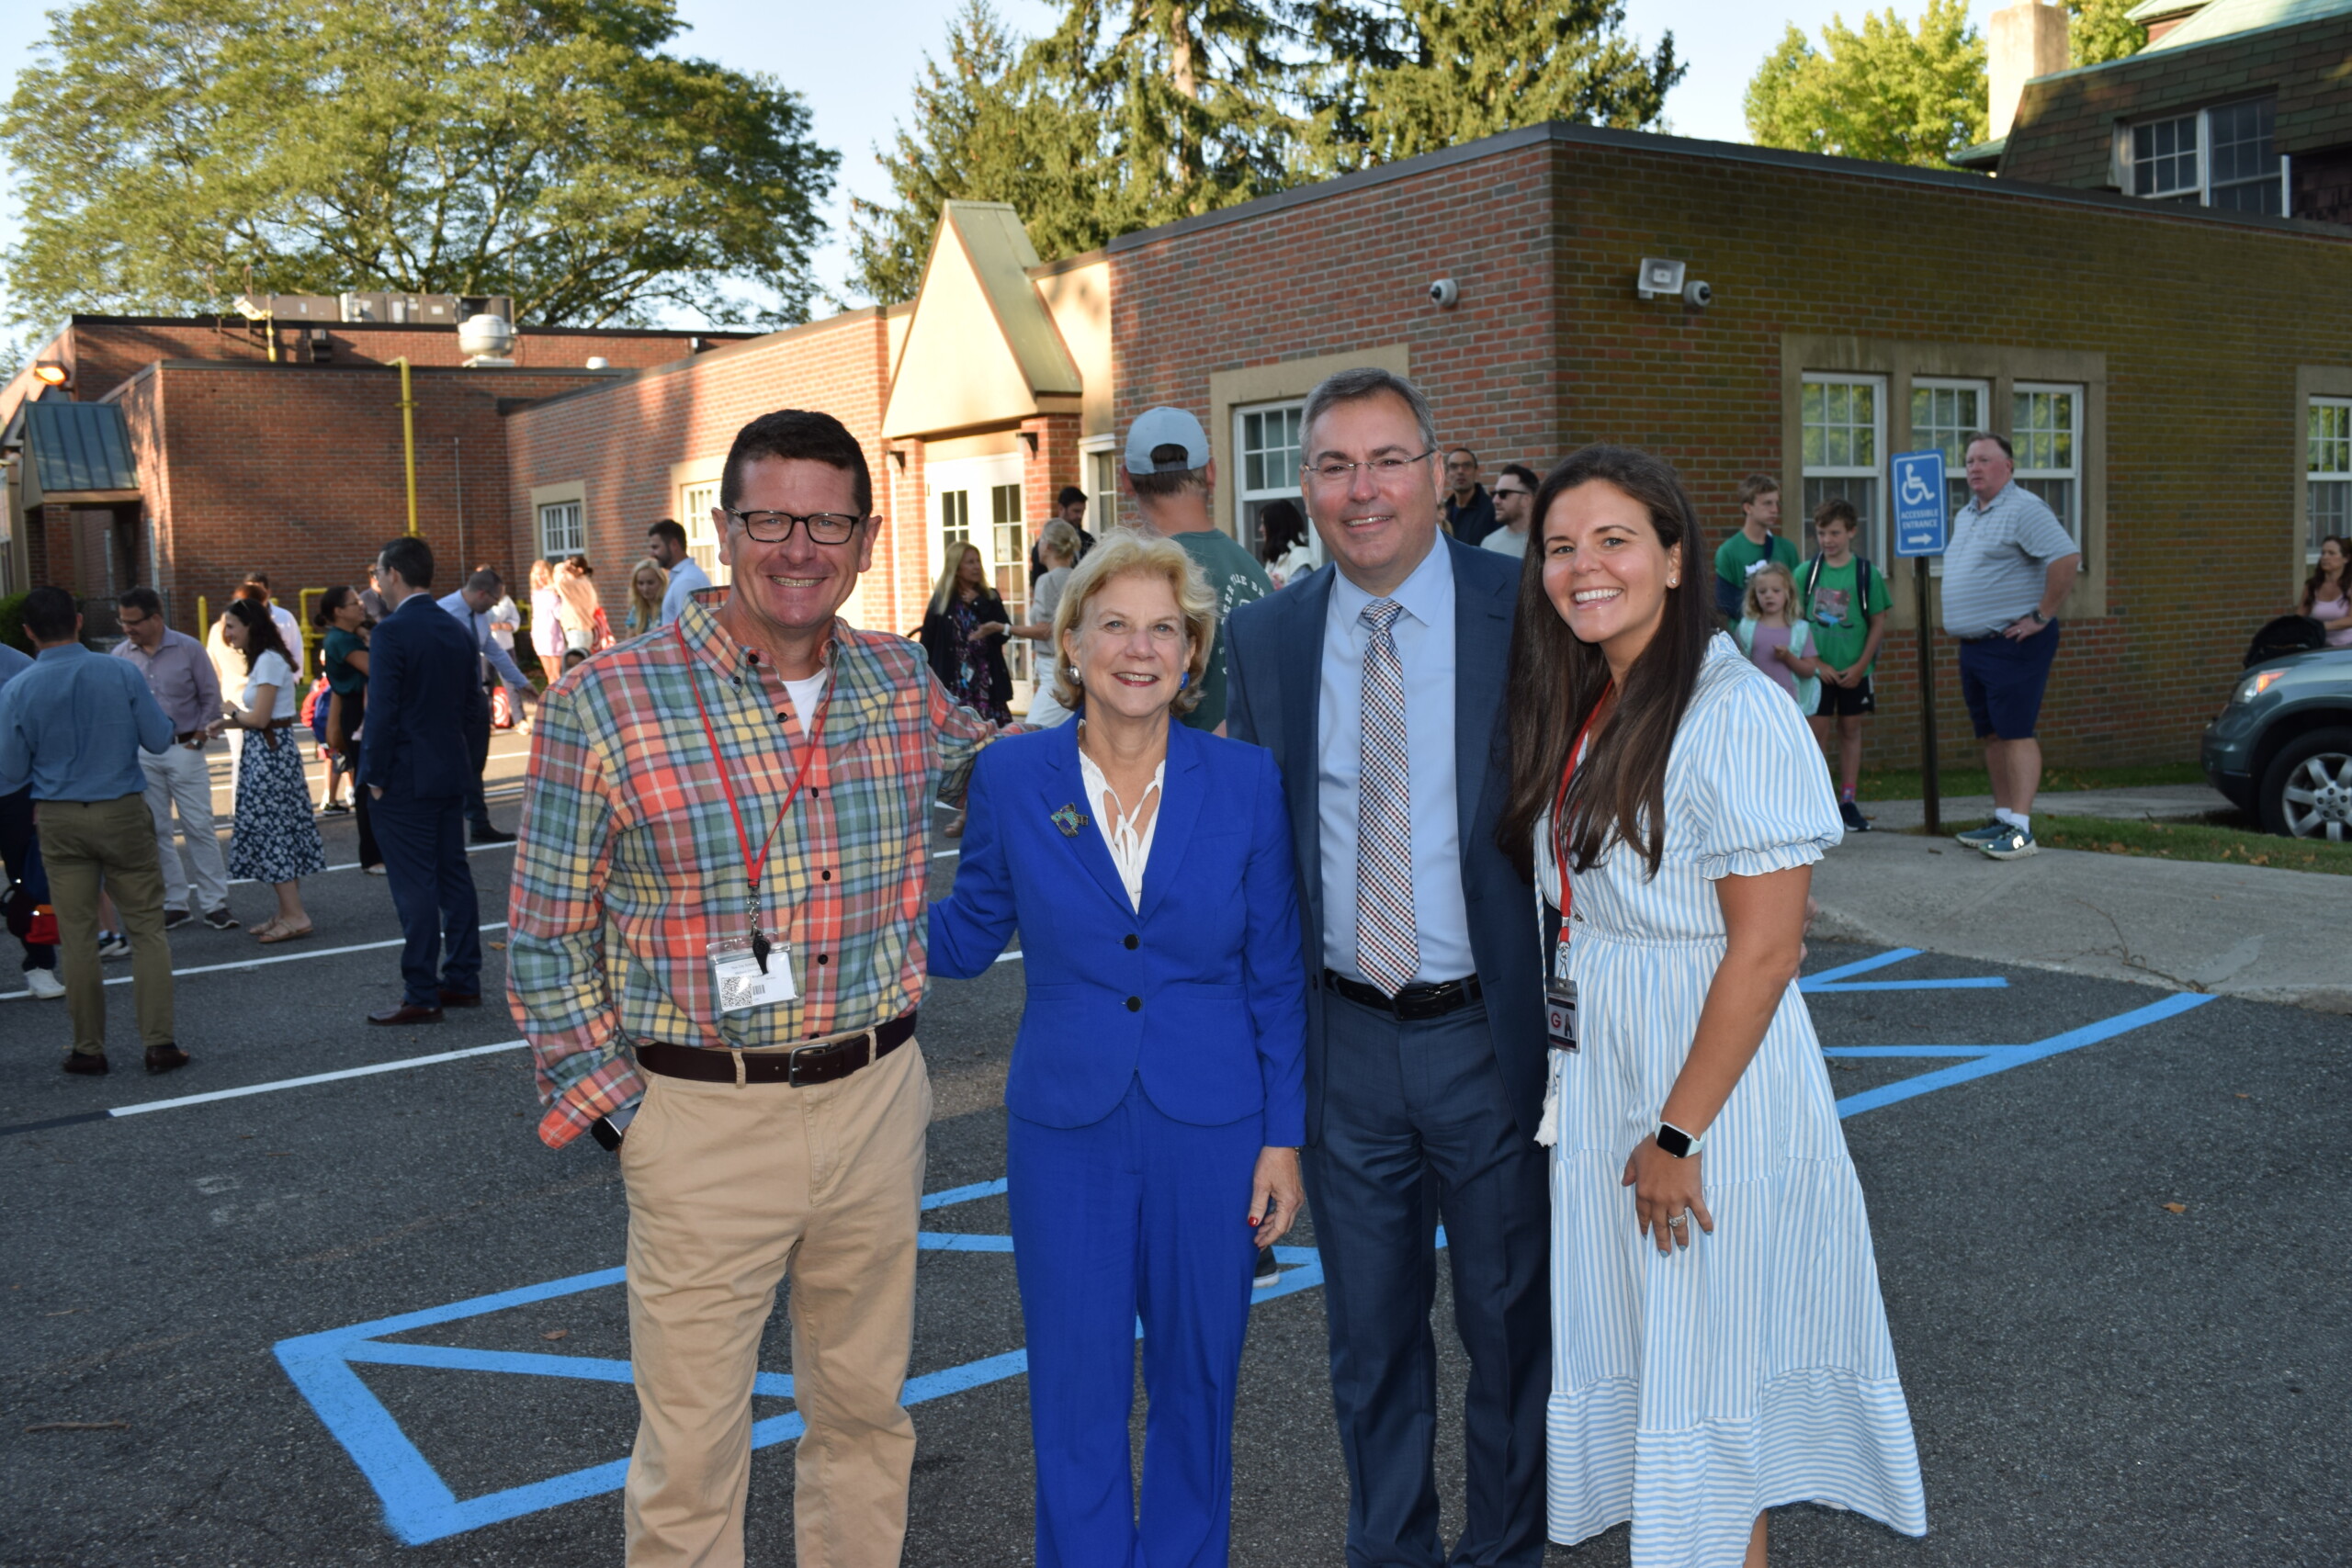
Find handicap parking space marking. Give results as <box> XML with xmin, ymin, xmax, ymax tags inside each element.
<box><xmin>273</xmin><ymin>947</ymin><xmax>2210</xmax><ymax>1546</ymax></box>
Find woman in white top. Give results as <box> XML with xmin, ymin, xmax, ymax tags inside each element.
<box><xmin>528</xmin><ymin>558</ymin><xmax>567</xmax><ymax>676</ymax></box>
<box><xmin>1498</xmin><ymin>446</ymin><xmax>1924</xmax><ymax>1566</ymax></box>
<box><xmin>1009</xmin><ymin>519</ymin><xmax>1082</xmax><ymax>728</ymax></box>
<box><xmin>220</xmin><ymin>598</ymin><xmax>325</xmax><ymax>942</ymax></box>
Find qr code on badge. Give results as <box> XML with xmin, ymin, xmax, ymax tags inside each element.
<box><xmin>719</xmin><ymin>975</ymin><xmax>762</xmax><ymax>1011</ymax></box>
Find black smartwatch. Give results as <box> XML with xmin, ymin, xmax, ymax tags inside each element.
<box><xmin>1655</xmin><ymin>1121</ymin><xmax>1704</xmax><ymax>1159</ymax></box>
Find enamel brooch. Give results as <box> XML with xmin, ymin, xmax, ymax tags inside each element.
<box><xmin>1051</xmin><ymin>803</ymin><xmax>1089</xmax><ymax>837</ymax></box>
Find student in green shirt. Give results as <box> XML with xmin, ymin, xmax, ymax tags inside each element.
<box><xmin>1122</xmin><ymin>406</ymin><xmax>1272</xmax><ymax>733</ymax></box>
<box><xmin>1713</xmin><ymin>474</ymin><xmax>1798</xmax><ymax>621</ymax></box>
<box><xmin>1800</xmin><ymin>497</ymin><xmax>1892</xmax><ymax>833</ymax></box>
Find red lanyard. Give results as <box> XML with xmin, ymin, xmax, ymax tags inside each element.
<box><xmin>674</xmin><ymin>626</ymin><xmax>833</xmax><ymax>958</ymax></box>
<box><xmin>1549</xmin><ymin>683</ymin><xmax>1613</xmax><ymax>928</ymax></box>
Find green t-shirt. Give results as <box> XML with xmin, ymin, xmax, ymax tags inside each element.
<box><xmin>1171</xmin><ymin>527</ymin><xmax>1272</xmax><ymax>731</ymax></box>
<box><xmin>1713</xmin><ymin>530</ymin><xmax>1799</xmax><ymax>617</ymax></box>
<box><xmin>1801</xmin><ymin>554</ymin><xmax>1892</xmax><ymax>674</ymax></box>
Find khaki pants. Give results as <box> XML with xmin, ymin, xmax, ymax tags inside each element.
<box><xmin>620</xmin><ymin>1037</ymin><xmax>933</xmax><ymax>1568</ymax></box>
<box><xmin>38</xmin><ymin>794</ymin><xmax>174</xmax><ymax>1055</ymax></box>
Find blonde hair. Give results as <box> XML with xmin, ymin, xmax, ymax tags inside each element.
<box><xmin>1049</xmin><ymin>530</ymin><xmax>1216</xmax><ymax>716</ymax></box>
<box><xmin>1743</xmin><ymin>560</ymin><xmax>1798</xmax><ymax>623</ymax></box>
<box><xmin>529</xmin><ymin>558</ymin><xmax>555</xmax><ymax>592</ymax></box>
<box><xmin>1038</xmin><ymin>519</ymin><xmax>1082</xmax><ymax>566</ymax></box>
<box><xmin>627</xmin><ymin>556</ymin><xmax>667</xmax><ymax>631</ymax></box>
<box><xmin>929</xmin><ymin>541</ymin><xmax>986</xmax><ymax>616</ymax></box>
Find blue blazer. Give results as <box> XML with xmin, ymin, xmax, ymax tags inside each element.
<box><xmin>1225</xmin><ymin>537</ymin><xmax>1548</xmax><ymax>1143</ymax></box>
<box><xmin>360</xmin><ymin>592</ymin><xmax>487</xmax><ymax>802</ymax></box>
<box><xmin>928</xmin><ymin>719</ymin><xmax>1309</xmax><ymax>1142</ymax></box>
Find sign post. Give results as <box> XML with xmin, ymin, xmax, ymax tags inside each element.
<box><xmin>1890</xmin><ymin>450</ymin><xmax>1950</xmax><ymax>835</ymax></box>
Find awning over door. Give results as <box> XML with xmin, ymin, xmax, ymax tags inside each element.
<box><xmin>21</xmin><ymin>399</ymin><xmax>139</xmax><ymax>502</ymax></box>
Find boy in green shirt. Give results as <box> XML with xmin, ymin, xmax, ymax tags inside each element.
<box><xmin>1713</xmin><ymin>474</ymin><xmax>1799</xmax><ymax>622</ymax></box>
<box><xmin>1801</xmin><ymin>498</ymin><xmax>1891</xmax><ymax>832</ymax></box>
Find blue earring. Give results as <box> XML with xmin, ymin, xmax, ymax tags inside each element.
<box><xmin>1179</xmin><ymin>671</ymin><xmax>1191</xmax><ymax>689</ymax></box>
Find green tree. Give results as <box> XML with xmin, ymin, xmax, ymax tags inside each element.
<box><xmin>1744</xmin><ymin>0</ymin><xmax>1986</xmax><ymax>167</ymax></box>
<box><xmin>846</xmin><ymin>2</ymin><xmax>1118</xmax><ymax>307</ymax></box>
<box><xmin>1</xmin><ymin>0</ymin><xmax>836</xmax><ymax>329</ymax></box>
<box><xmin>2067</xmin><ymin>0</ymin><xmax>2148</xmax><ymax>65</ymax></box>
<box><xmin>1318</xmin><ymin>0</ymin><xmax>1683</xmax><ymax>167</ymax></box>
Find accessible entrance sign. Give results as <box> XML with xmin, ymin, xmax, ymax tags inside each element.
<box><xmin>1892</xmin><ymin>449</ymin><xmax>1948</xmax><ymax>557</ymax></box>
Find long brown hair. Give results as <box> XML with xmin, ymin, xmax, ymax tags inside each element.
<box><xmin>2301</xmin><ymin>536</ymin><xmax>2349</xmax><ymax>612</ymax></box>
<box><xmin>1497</xmin><ymin>445</ymin><xmax>1715</xmax><ymax>882</ymax></box>
<box><xmin>223</xmin><ymin>595</ymin><xmax>298</xmax><ymax>675</ymax></box>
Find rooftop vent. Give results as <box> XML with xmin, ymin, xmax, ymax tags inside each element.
<box><xmin>459</xmin><ymin>313</ymin><xmax>517</xmax><ymax>367</ymax></box>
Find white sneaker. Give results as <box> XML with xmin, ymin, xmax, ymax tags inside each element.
<box><xmin>23</xmin><ymin>966</ymin><xmax>63</xmax><ymax>999</ymax></box>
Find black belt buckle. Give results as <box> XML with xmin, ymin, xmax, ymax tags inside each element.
<box><xmin>787</xmin><ymin>1032</ymin><xmax>865</xmax><ymax>1087</ymax></box>
<box><xmin>1391</xmin><ymin>982</ymin><xmax>1454</xmax><ymax>1021</ymax></box>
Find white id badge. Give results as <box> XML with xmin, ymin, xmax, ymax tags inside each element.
<box><xmin>1545</xmin><ymin>934</ymin><xmax>1577</xmax><ymax>1053</ymax></box>
<box><xmin>708</xmin><ymin>934</ymin><xmax>797</xmax><ymax>1014</ymax></box>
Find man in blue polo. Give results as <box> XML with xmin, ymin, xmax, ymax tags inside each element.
<box><xmin>0</xmin><ymin>586</ymin><xmax>185</xmax><ymax>1074</ymax></box>
<box><xmin>1943</xmin><ymin>433</ymin><xmax>2081</xmax><ymax>861</ymax></box>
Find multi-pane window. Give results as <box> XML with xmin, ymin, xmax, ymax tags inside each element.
<box><xmin>1088</xmin><ymin>447</ymin><xmax>1120</xmax><ymax>534</ymax></box>
<box><xmin>2012</xmin><ymin>385</ymin><xmax>2084</xmax><ymax>547</ymax></box>
<box><xmin>988</xmin><ymin>483</ymin><xmax>1031</xmax><ymax>682</ymax></box>
<box><xmin>2128</xmin><ymin>100</ymin><xmax>2282</xmax><ymax>213</ymax></box>
<box><xmin>940</xmin><ymin>487</ymin><xmax>971</xmax><ymax>558</ymax></box>
<box><xmin>1909</xmin><ymin>379</ymin><xmax>1988</xmax><ymax>522</ymax></box>
<box><xmin>537</xmin><ymin>499</ymin><xmax>582</xmax><ymax>559</ymax></box>
<box><xmin>1801</xmin><ymin>375</ymin><xmax>1883</xmax><ymax>557</ymax></box>
<box><xmin>2312</xmin><ymin>399</ymin><xmax>2352</xmax><ymax>559</ymax></box>
<box><xmin>682</xmin><ymin>481</ymin><xmax>729</xmax><ymax>587</ymax></box>
<box><xmin>1235</xmin><ymin>401</ymin><xmax>1305</xmax><ymax>549</ymax></box>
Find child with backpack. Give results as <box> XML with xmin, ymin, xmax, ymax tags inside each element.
<box><xmin>1801</xmin><ymin>499</ymin><xmax>1892</xmax><ymax>833</ymax></box>
<box><xmin>1735</xmin><ymin>561</ymin><xmax>1821</xmax><ymax>714</ymax></box>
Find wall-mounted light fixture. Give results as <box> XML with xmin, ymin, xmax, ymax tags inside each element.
<box><xmin>31</xmin><ymin>363</ymin><xmax>69</xmax><ymax>388</ymax></box>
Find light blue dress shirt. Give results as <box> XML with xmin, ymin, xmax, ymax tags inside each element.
<box><xmin>0</xmin><ymin>644</ymin><xmax>174</xmax><ymax>801</ymax></box>
<box><xmin>1317</xmin><ymin>540</ymin><xmax>1476</xmax><ymax>984</ymax></box>
<box><xmin>658</xmin><ymin>557</ymin><xmax>712</xmax><ymax>626</ymax></box>
<box><xmin>437</xmin><ymin>590</ymin><xmax>534</xmax><ymax>691</ymax></box>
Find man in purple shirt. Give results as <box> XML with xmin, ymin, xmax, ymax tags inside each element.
<box><xmin>112</xmin><ymin>588</ymin><xmax>236</xmax><ymax>931</ymax></box>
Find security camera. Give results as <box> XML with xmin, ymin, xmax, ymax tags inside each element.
<box><xmin>1428</xmin><ymin>278</ymin><xmax>1459</xmax><ymax>310</ymax></box>
<box><xmin>1682</xmin><ymin>278</ymin><xmax>1713</xmax><ymax>309</ymax></box>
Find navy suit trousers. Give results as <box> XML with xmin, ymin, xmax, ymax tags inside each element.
<box><xmin>371</xmin><ymin>792</ymin><xmax>480</xmax><ymax>1006</ymax></box>
<box><xmin>1306</xmin><ymin>990</ymin><xmax>1550</xmax><ymax>1568</ymax></box>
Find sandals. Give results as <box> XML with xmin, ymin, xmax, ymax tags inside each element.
<box><xmin>254</xmin><ymin>922</ymin><xmax>314</xmax><ymax>945</ymax></box>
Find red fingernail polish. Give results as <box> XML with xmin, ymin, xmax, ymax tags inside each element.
<box><xmin>1248</xmin><ymin>1215</ymin><xmax>1260</xmax><ymax>1225</ymax></box>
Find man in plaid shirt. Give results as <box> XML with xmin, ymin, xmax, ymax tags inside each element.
<box><xmin>508</xmin><ymin>409</ymin><xmax>999</xmax><ymax>1567</ymax></box>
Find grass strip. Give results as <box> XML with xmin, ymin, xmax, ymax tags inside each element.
<box><xmin>2031</xmin><ymin>813</ymin><xmax>2352</xmax><ymax>876</ymax></box>
<box><xmin>1856</xmin><ymin>761</ymin><xmax>2207</xmax><ymax>801</ymax></box>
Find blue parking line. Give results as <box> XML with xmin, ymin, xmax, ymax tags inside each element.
<box><xmin>1833</xmin><ymin>989</ymin><xmax>2215</xmax><ymax>1117</ymax></box>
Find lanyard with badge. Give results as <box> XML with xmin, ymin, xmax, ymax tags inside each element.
<box><xmin>1544</xmin><ymin>684</ymin><xmax>1612</xmax><ymax>1053</ymax></box>
<box><xmin>675</xmin><ymin>626</ymin><xmax>833</xmax><ymax>1016</ymax></box>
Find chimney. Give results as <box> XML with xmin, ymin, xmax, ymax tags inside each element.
<box><xmin>1987</xmin><ymin>1</ymin><xmax>2070</xmax><ymax>141</ymax></box>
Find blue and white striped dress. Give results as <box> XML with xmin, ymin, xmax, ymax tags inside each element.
<box><xmin>1534</xmin><ymin>635</ymin><xmax>1927</xmax><ymax>1566</ymax></box>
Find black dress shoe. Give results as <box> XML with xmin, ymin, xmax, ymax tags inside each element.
<box><xmin>144</xmin><ymin>1043</ymin><xmax>191</xmax><ymax>1075</ymax></box>
<box><xmin>437</xmin><ymin>988</ymin><xmax>482</xmax><ymax>1008</ymax></box>
<box><xmin>62</xmin><ymin>1052</ymin><xmax>108</xmax><ymax>1076</ymax></box>
<box><xmin>470</xmin><ymin>827</ymin><xmax>516</xmax><ymax>845</ymax></box>
<box><xmin>161</xmin><ymin>908</ymin><xmax>195</xmax><ymax>931</ymax></box>
<box><xmin>368</xmin><ymin>1003</ymin><xmax>446</xmax><ymax>1026</ymax></box>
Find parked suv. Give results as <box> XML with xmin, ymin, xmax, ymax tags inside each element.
<box><xmin>2201</xmin><ymin>646</ymin><xmax>2352</xmax><ymax>840</ymax></box>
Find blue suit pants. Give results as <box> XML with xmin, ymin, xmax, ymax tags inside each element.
<box><xmin>370</xmin><ymin>792</ymin><xmax>481</xmax><ymax>1006</ymax></box>
<box><xmin>1008</xmin><ymin>1078</ymin><xmax>1262</xmax><ymax>1568</ymax></box>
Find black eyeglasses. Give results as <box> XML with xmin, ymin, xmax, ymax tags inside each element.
<box><xmin>722</xmin><ymin>507</ymin><xmax>869</xmax><ymax>545</ymax></box>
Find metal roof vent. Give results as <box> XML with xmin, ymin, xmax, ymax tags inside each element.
<box><xmin>458</xmin><ymin>313</ymin><xmax>516</xmax><ymax>367</ymax></box>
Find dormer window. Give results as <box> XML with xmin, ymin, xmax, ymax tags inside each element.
<box><xmin>2121</xmin><ymin>98</ymin><xmax>2284</xmax><ymax>214</ymax></box>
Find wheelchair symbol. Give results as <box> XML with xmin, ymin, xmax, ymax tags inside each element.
<box><xmin>1899</xmin><ymin>466</ymin><xmax>1937</xmax><ymax>507</ymax></box>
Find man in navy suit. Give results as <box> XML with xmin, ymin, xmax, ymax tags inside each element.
<box><xmin>1227</xmin><ymin>367</ymin><xmax>1549</xmax><ymax>1567</ymax></box>
<box><xmin>362</xmin><ymin>536</ymin><xmax>486</xmax><ymax>1025</ymax></box>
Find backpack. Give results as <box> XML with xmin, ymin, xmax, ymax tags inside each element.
<box><xmin>2243</xmin><ymin>615</ymin><xmax>2324</xmax><ymax>670</ymax></box>
<box><xmin>304</xmin><ymin>674</ymin><xmax>334</xmax><ymax>745</ymax></box>
<box><xmin>1733</xmin><ymin>616</ymin><xmax>1822</xmax><ymax>716</ymax></box>
<box><xmin>1803</xmin><ymin>552</ymin><xmax>1878</xmax><ymax>621</ymax></box>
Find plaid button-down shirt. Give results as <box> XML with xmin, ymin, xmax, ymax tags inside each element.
<box><xmin>508</xmin><ymin>590</ymin><xmax>996</xmax><ymax>1148</ymax></box>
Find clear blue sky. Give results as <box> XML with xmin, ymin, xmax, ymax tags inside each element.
<box><xmin>0</xmin><ymin>0</ymin><xmax>2017</xmax><ymax>330</ymax></box>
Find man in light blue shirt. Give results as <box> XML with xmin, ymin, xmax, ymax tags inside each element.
<box><xmin>649</xmin><ymin>518</ymin><xmax>711</xmax><ymax>626</ymax></box>
<box><xmin>437</xmin><ymin>568</ymin><xmax>532</xmax><ymax>844</ymax></box>
<box><xmin>0</xmin><ymin>587</ymin><xmax>184</xmax><ymax>1075</ymax></box>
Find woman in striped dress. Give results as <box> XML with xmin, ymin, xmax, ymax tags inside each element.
<box><xmin>1498</xmin><ymin>445</ymin><xmax>1926</xmax><ymax>1567</ymax></box>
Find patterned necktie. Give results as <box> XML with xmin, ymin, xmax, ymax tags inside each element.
<box><xmin>1356</xmin><ymin>598</ymin><xmax>1417</xmax><ymax>995</ymax></box>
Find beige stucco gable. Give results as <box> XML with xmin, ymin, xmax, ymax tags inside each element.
<box><xmin>883</xmin><ymin>202</ymin><xmax>1082</xmax><ymax>440</ymax></box>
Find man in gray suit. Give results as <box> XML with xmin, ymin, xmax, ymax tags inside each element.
<box><xmin>1227</xmin><ymin>368</ymin><xmax>1548</xmax><ymax>1567</ymax></box>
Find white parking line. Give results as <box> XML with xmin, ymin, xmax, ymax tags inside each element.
<box><xmin>228</xmin><ymin>839</ymin><xmax>514</xmax><ymax>886</ymax></box>
<box><xmin>107</xmin><ymin>1039</ymin><xmax>533</xmax><ymax>1118</ymax></box>
<box><xmin>0</xmin><ymin>925</ymin><xmax>511</xmax><ymax>1000</ymax></box>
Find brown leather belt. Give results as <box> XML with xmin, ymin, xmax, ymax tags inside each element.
<box><xmin>257</xmin><ymin>717</ymin><xmax>297</xmax><ymax>749</ymax></box>
<box><xmin>637</xmin><ymin>1010</ymin><xmax>917</xmax><ymax>1089</ymax></box>
<box><xmin>1324</xmin><ymin>968</ymin><xmax>1484</xmax><ymax>1021</ymax></box>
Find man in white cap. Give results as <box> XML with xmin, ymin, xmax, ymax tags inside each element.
<box><xmin>1123</xmin><ymin>406</ymin><xmax>1272</xmax><ymax>734</ymax></box>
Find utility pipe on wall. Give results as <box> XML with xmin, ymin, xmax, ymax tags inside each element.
<box><xmin>388</xmin><ymin>357</ymin><xmax>418</xmax><ymax>535</ymax></box>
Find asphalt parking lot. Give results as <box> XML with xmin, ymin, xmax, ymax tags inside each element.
<box><xmin>2</xmin><ymin>743</ymin><xmax>2346</xmax><ymax>1566</ymax></box>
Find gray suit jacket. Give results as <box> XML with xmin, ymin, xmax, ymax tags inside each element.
<box><xmin>1226</xmin><ymin>536</ymin><xmax>1547</xmax><ymax>1143</ymax></box>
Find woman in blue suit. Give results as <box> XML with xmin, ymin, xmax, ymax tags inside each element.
<box><xmin>930</xmin><ymin>530</ymin><xmax>1308</xmax><ymax>1568</ymax></box>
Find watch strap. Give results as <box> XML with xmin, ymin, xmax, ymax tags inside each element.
<box><xmin>1656</xmin><ymin>1121</ymin><xmax>1702</xmax><ymax>1158</ymax></box>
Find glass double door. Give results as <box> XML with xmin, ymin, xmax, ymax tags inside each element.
<box><xmin>927</xmin><ymin>454</ymin><xmax>1033</xmax><ymax>688</ymax></box>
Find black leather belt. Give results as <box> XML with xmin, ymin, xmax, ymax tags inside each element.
<box><xmin>1324</xmin><ymin>969</ymin><xmax>1483</xmax><ymax>1021</ymax></box>
<box><xmin>637</xmin><ymin>1010</ymin><xmax>916</xmax><ymax>1088</ymax></box>
<box><xmin>175</xmin><ymin>730</ymin><xmax>207</xmax><ymax>748</ymax></box>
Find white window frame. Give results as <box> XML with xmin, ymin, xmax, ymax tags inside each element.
<box><xmin>2011</xmin><ymin>382</ymin><xmax>2085</xmax><ymax>548</ymax></box>
<box><xmin>536</xmin><ymin>499</ymin><xmax>582</xmax><ymax>560</ymax></box>
<box><xmin>1908</xmin><ymin>378</ymin><xmax>1990</xmax><ymax>527</ymax></box>
<box><xmin>2310</xmin><ymin>397</ymin><xmax>2352</xmax><ymax>562</ymax></box>
<box><xmin>680</xmin><ymin>480</ymin><xmax>729</xmax><ymax>587</ymax></box>
<box><xmin>1800</xmin><ymin>373</ymin><xmax>1886</xmax><ymax>560</ymax></box>
<box><xmin>1080</xmin><ymin>434</ymin><xmax>1120</xmax><ymax>536</ymax></box>
<box><xmin>1233</xmin><ymin>400</ymin><xmax>1306</xmax><ymax>552</ymax></box>
<box><xmin>2117</xmin><ymin>99</ymin><xmax>2289</xmax><ymax>213</ymax></box>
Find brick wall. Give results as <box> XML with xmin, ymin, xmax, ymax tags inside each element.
<box><xmin>1107</xmin><ymin>124</ymin><xmax>2352</xmax><ymax>767</ymax></box>
<box><xmin>2004</xmin><ymin>15</ymin><xmax>2352</xmax><ymax>189</ymax></box>
<box><xmin>502</xmin><ymin>310</ymin><xmax>923</xmax><ymax>633</ymax></box>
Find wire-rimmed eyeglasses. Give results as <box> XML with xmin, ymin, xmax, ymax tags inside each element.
<box><xmin>1302</xmin><ymin>450</ymin><xmax>1437</xmax><ymax>488</ymax></box>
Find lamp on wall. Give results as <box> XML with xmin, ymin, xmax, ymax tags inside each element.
<box><xmin>31</xmin><ymin>363</ymin><xmax>68</xmax><ymax>388</ymax></box>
